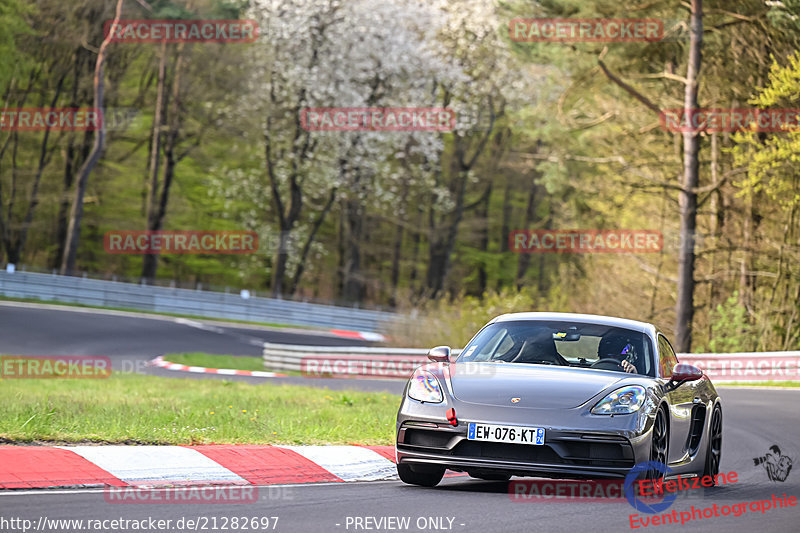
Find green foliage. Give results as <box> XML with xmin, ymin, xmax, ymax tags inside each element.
<box><xmin>732</xmin><ymin>51</ymin><xmax>800</xmax><ymax>211</ymax></box>
<box><xmin>707</xmin><ymin>292</ymin><xmax>756</xmax><ymax>354</ymax></box>
<box><xmin>0</xmin><ymin>0</ymin><xmax>34</xmax><ymax>92</ymax></box>
<box><xmin>765</xmin><ymin>0</ymin><xmax>800</xmax><ymax>36</ymax></box>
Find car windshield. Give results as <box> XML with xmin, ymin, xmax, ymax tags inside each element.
<box><xmin>456</xmin><ymin>320</ymin><xmax>654</xmax><ymax>376</ymax></box>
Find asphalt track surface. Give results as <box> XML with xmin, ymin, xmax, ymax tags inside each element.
<box><xmin>1</xmin><ymin>302</ymin><xmax>799</xmax><ymax>532</ymax></box>
<box><xmin>0</xmin><ymin>302</ymin><xmax>403</xmax><ymax>393</ymax></box>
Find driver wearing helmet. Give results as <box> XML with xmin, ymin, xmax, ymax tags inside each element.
<box><xmin>598</xmin><ymin>334</ymin><xmax>639</xmax><ymax>374</ymax></box>
<box><xmin>617</xmin><ymin>343</ymin><xmax>637</xmax><ymax>374</ymax></box>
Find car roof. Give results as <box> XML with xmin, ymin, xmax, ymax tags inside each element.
<box><xmin>489</xmin><ymin>312</ymin><xmax>656</xmax><ymax>335</ymax></box>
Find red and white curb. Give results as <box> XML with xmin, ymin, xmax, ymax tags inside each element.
<box><xmin>329</xmin><ymin>329</ymin><xmax>386</xmax><ymax>342</ymax></box>
<box><xmin>0</xmin><ymin>445</ymin><xmax>398</xmax><ymax>489</ymax></box>
<box><xmin>148</xmin><ymin>356</ymin><xmax>287</xmax><ymax>378</ymax></box>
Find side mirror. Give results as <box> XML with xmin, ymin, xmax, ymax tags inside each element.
<box><xmin>671</xmin><ymin>363</ymin><xmax>703</xmax><ymax>383</ymax></box>
<box><xmin>427</xmin><ymin>345</ymin><xmax>451</xmax><ymax>363</ymax></box>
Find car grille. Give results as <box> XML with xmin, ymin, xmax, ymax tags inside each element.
<box><xmin>404</xmin><ymin>428</ymin><xmax>454</xmax><ymax>448</ymax></box>
<box><xmin>451</xmin><ymin>441</ymin><xmax>563</xmax><ymax>463</ymax></box>
<box><xmin>398</xmin><ymin>425</ymin><xmax>635</xmax><ymax>470</ymax></box>
<box><xmin>448</xmin><ymin>437</ymin><xmax>634</xmax><ymax>468</ymax></box>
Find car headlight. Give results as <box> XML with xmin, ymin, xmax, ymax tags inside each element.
<box><xmin>407</xmin><ymin>370</ymin><xmax>444</xmax><ymax>403</ymax></box>
<box><xmin>591</xmin><ymin>385</ymin><xmax>646</xmax><ymax>415</ymax></box>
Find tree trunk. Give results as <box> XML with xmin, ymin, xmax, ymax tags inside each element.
<box><xmin>425</xmin><ymin>154</ymin><xmax>471</xmax><ymax>297</ymax></box>
<box><xmin>54</xmin><ymin>130</ymin><xmax>92</xmax><ymax>269</ymax></box>
<box><xmin>288</xmin><ymin>187</ymin><xmax>337</xmax><ymax>295</ymax></box>
<box><xmin>516</xmin><ymin>178</ymin><xmax>540</xmax><ymax>289</ymax></box>
<box><xmin>141</xmin><ymin>41</ymin><xmax>168</xmax><ymax>282</ymax></box>
<box><xmin>142</xmin><ymin>43</ymin><xmax>185</xmax><ymax>281</ymax></box>
<box><xmin>389</xmin><ymin>174</ymin><xmax>411</xmax><ymax>306</ymax></box>
<box><xmin>408</xmin><ymin>206</ymin><xmax>423</xmax><ymax>297</ymax></box>
<box><xmin>537</xmin><ymin>215</ymin><xmax>552</xmax><ymax>295</ymax></box>
<box><xmin>53</xmin><ymin>51</ymin><xmax>90</xmax><ymax>269</ymax></box>
<box><xmin>500</xmin><ymin>179</ymin><xmax>512</xmax><ymax>254</ymax></box>
<box><xmin>342</xmin><ymin>184</ymin><xmax>366</xmax><ymax>302</ymax></box>
<box><xmin>336</xmin><ymin>203</ymin><xmax>345</xmax><ymax>297</ymax></box>
<box><xmin>425</xmin><ymin>102</ymin><xmax>500</xmax><ymax>296</ymax></box>
<box><xmin>674</xmin><ymin>0</ymin><xmax>703</xmax><ymax>352</ymax></box>
<box><xmin>60</xmin><ymin>0</ymin><xmax>124</xmax><ymax>275</ymax></box>
<box><xmin>476</xmin><ymin>182</ymin><xmax>492</xmax><ymax>294</ymax></box>
<box><xmin>389</xmin><ymin>222</ymin><xmax>403</xmax><ymax>307</ymax></box>
<box><xmin>18</xmin><ymin>72</ymin><xmax>68</xmax><ymax>259</ymax></box>
<box><xmin>706</xmin><ymin>132</ymin><xmax>724</xmax><ymax>341</ymax></box>
<box><xmin>272</xmin><ymin>230</ymin><xmax>291</xmax><ymax>297</ymax></box>
<box><xmin>265</xmin><ymin>101</ymin><xmax>305</xmax><ymax>297</ymax></box>
<box><xmin>425</xmin><ymin>172</ymin><xmax>466</xmax><ymax>297</ymax></box>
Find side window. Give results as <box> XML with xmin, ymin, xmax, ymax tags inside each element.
<box><xmin>491</xmin><ymin>334</ymin><xmax>516</xmax><ymax>361</ymax></box>
<box><xmin>469</xmin><ymin>328</ymin><xmax>507</xmax><ymax>362</ymax></box>
<box><xmin>657</xmin><ymin>335</ymin><xmax>678</xmax><ymax>378</ymax></box>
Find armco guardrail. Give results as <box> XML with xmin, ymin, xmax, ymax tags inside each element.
<box><xmin>262</xmin><ymin>343</ymin><xmax>451</xmax><ymax>378</ymax></box>
<box><xmin>0</xmin><ymin>271</ymin><xmax>395</xmax><ymax>333</ymax></box>
<box><xmin>264</xmin><ymin>342</ymin><xmax>800</xmax><ymax>382</ymax></box>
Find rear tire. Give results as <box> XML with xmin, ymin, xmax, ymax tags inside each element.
<box><xmin>397</xmin><ymin>463</ymin><xmax>445</xmax><ymax>487</ymax></box>
<box><xmin>702</xmin><ymin>405</ymin><xmax>722</xmax><ymax>482</ymax></box>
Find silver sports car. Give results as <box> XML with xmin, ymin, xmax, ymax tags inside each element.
<box><xmin>395</xmin><ymin>312</ymin><xmax>722</xmax><ymax>487</ymax></box>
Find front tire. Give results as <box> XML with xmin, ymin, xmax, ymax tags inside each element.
<box><xmin>397</xmin><ymin>463</ymin><xmax>445</xmax><ymax>487</ymax></box>
<box><xmin>646</xmin><ymin>407</ymin><xmax>669</xmax><ymax>481</ymax></box>
<box><xmin>702</xmin><ymin>405</ymin><xmax>722</xmax><ymax>481</ymax></box>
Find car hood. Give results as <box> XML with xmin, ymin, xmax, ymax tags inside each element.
<box><xmin>448</xmin><ymin>363</ymin><xmax>628</xmax><ymax>409</ymax></box>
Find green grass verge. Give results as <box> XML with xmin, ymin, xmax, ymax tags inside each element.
<box><xmin>0</xmin><ymin>373</ymin><xmax>398</xmax><ymax>445</ymax></box>
<box><xmin>164</xmin><ymin>353</ymin><xmax>303</xmax><ymax>376</ymax></box>
<box><xmin>717</xmin><ymin>381</ymin><xmax>800</xmax><ymax>387</ymax></box>
<box><xmin>165</xmin><ymin>353</ymin><xmax>265</xmax><ymax>372</ymax></box>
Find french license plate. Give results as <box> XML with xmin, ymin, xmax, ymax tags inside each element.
<box><xmin>467</xmin><ymin>423</ymin><xmax>545</xmax><ymax>445</ymax></box>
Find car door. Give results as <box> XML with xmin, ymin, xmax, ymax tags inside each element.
<box><xmin>657</xmin><ymin>334</ymin><xmax>697</xmax><ymax>465</ymax></box>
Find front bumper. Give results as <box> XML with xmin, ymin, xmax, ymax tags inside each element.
<box><xmin>397</xmin><ymin>423</ymin><xmax>641</xmax><ymax>478</ymax></box>
<box><xmin>395</xmin><ymin>394</ymin><xmax>656</xmax><ymax>479</ymax></box>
